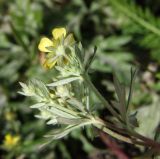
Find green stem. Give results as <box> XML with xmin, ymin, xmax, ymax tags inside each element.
<box><xmin>94</xmin><ymin>123</ymin><xmax>134</xmax><ymax>144</ymax></box>
<box><xmin>82</xmin><ymin>73</ymin><xmax>122</xmax><ymax>121</ymax></box>
<box><xmin>94</xmin><ymin>117</ymin><xmax>160</xmax><ymax>151</ymax></box>
<box><xmin>92</xmin><ymin>117</ymin><xmax>146</xmax><ymax>145</ymax></box>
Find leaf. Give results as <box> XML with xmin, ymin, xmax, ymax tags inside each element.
<box><xmin>111</xmin><ymin>101</ymin><xmax>121</xmax><ymax>112</ymax></box>
<box><xmin>126</xmin><ymin>68</ymin><xmax>137</xmax><ymax>110</ymax></box>
<box><xmin>91</xmin><ymin>51</ymin><xmax>133</xmax><ymax>77</ymax></box>
<box><xmin>45</xmin><ymin>117</ymin><xmax>93</xmax><ymax>139</ymax></box>
<box><xmin>46</xmin><ymin>118</ymin><xmax>57</xmax><ymax>125</ymax></box>
<box><xmin>45</xmin><ymin>125</ymin><xmax>79</xmax><ymax>139</ymax></box>
<box><xmin>135</xmin><ymin>94</ymin><xmax>160</xmax><ymax>139</ymax></box>
<box><xmin>110</xmin><ymin>0</ymin><xmax>160</xmax><ymax>37</ymax></box>
<box><xmin>101</xmin><ymin>36</ymin><xmax>131</xmax><ymax>50</ymax></box>
<box><xmin>57</xmin><ymin>117</ymin><xmax>86</xmax><ymax>125</ymax></box>
<box><xmin>46</xmin><ymin>101</ymin><xmax>79</xmax><ymax>118</ymax></box>
<box><xmin>47</xmin><ymin>76</ymin><xmax>81</xmax><ymax>87</ymax></box>
<box><xmin>85</xmin><ymin>46</ymin><xmax>97</xmax><ymax>72</ymax></box>
<box><xmin>113</xmin><ymin>72</ymin><xmax>126</xmax><ymax>120</ymax></box>
<box><xmin>34</xmin><ymin>109</ymin><xmax>53</xmax><ymax>119</ymax></box>
<box><xmin>75</xmin><ymin>43</ymin><xmax>84</xmax><ymax>63</ymax></box>
<box><xmin>67</xmin><ymin>98</ymin><xmax>86</xmax><ymax>112</ymax></box>
<box><xmin>30</xmin><ymin>102</ymin><xmax>45</xmax><ymax>108</ymax></box>
<box><xmin>30</xmin><ymin>79</ymin><xmax>50</xmax><ymax>99</ymax></box>
<box><xmin>49</xmin><ymin>107</ymin><xmax>76</xmax><ymax>119</ymax></box>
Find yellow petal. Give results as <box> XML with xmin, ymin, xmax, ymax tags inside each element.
<box><xmin>38</xmin><ymin>37</ymin><xmax>53</xmax><ymax>52</ymax></box>
<box><xmin>52</xmin><ymin>39</ymin><xmax>59</xmax><ymax>48</ymax></box>
<box><xmin>48</xmin><ymin>60</ymin><xmax>57</xmax><ymax>69</ymax></box>
<box><xmin>5</xmin><ymin>134</ymin><xmax>12</xmax><ymax>142</ymax></box>
<box><xmin>13</xmin><ymin>136</ymin><xmax>20</xmax><ymax>144</ymax></box>
<box><xmin>52</xmin><ymin>28</ymin><xmax>66</xmax><ymax>40</ymax></box>
<box><xmin>43</xmin><ymin>59</ymin><xmax>57</xmax><ymax>69</ymax></box>
<box><xmin>4</xmin><ymin>134</ymin><xmax>20</xmax><ymax>147</ymax></box>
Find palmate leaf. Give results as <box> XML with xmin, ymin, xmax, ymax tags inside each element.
<box><xmin>28</xmin><ymin>79</ymin><xmax>50</xmax><ymax>100</ymax></box>
<box><xmin>19</xmin><ymin>79</ymin><xmax>51</xmax><ymax>102</ymax></box>
<box><xmin>113</xmin><ymin>68</ymin><xmax>137</xmax><ymax>123</ymax></box>
<box><xmin>113</xmin><ymin>72</ymin><xmax>127</xmax><ymax>121</ymax></box>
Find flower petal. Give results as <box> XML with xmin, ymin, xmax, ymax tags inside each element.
<box><xmin>38</xmin><ymin>37</ymin><xmax>53</xmax><ymax>52</ymax></box>
<box><xmin>52</xmin><ymin>28</ymin><xmax>66</xmax><ymax>40</ymax></box>
<box><xmin>52</xmin><ymin>39</ymin><xmax>60</xmax><ymax>48</ymax></box>
<box><xmin>43</xmin><ymin>58</ymin><xmax>57</xmax><ymax>69</ymax></box>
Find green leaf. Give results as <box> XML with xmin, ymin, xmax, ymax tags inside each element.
<box><xmin>49</xmin><ymin>106</ymin><xmax>77</xmax><ymax>119</ymax></box>
<box><xmin>126</xmin><ymin>68</ymin><xmax>137</xmax><ymax>110</ymax></box>
<box><xmin>45</xmin><ymin>118</ymin><xmax>93</xmax><ymax>139</ymax></box>
<box><xmin>57</xmin><ymin>117</ymin><xmax>87</xmax><ymax>125</ymax></box>
<box><xmin>46</xmin><ymin>118</ymin><xmax>57</xmax><ymax>125</ymax></box>
<box><xmin>135</xmin><ymin>94</ymin><xmax>160</xmax><ymax>139</ymax></box>
<box><xmin>45</xmin><ymin>125</ymin><xmax>79</xmax><ymax>139</ymax></box>
<box><xmin>74</xmin><ymin>43</ymin><xmax>84</xmax><ymax>63</ymax></box>
<box><xmin>30</xmin><ymin>102</ymin><xmax>45</xmax><ymax>108</ymax></box>
<box><xmin>47</xmin><ymin>76</ymin><xmax>81</xmax><ymax>87</ymax></box>
<box><xmin>67</xmin><ymin>97</ymin><xmax>86</xmax><ymax>112</ymax></box>
<box><xmin>85</xmin><ymin>46</ymin><xmax>97</xmax><ymax>72</ymax></box>
<box><xmin>113</xmin><ymin>72</ymin><xmax>126</xmax><ymax>120</ymax></box>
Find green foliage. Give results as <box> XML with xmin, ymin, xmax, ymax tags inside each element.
<box><xmin>0</xmin><ymin>0</ymin><xmax>160</xmax><ymax>158</ymax></box>
<box><xmin>135</xmin><ymin>94</ymin><xmax>160</xmax><ymax>139</ymax></box>
<box><xmin>109</xmin><ymin>0</ymin><xmax>160</xmax><ymax>62</ymax></box>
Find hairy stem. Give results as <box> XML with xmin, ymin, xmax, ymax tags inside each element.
<box><xmin>94</xmin><ymin>117</ymin><xmax>160</xmax><ymax>152</ymax></box>
<box><xmin>94</xmin><ymin>123</ymin><xmax>134</xmax><ymax>144</ymax></box>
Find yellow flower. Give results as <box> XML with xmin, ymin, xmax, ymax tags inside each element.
<box><xmin>52</xmin><ymin>28</ymin><xmax>66</xmax><ymax>40</ymax></box>
<box><xmin>3</xmin><ymin>134</ymin><xmax>20</xmax><ymax>149</ymax></box>
<box><xmin>38</xmin><ymin>37</ymin><xmax>53</xmax><ymax>53</ymax></box>
<box><xmin>38</xmin><ymin>27</ymin><xmax>75</xmax><ymax>69</ymax></box>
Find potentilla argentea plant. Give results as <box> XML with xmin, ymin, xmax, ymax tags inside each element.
<box><xmin>19</xmin><ymin>27</ymin><xmax>160</xmax><ymax>154</ymax></box>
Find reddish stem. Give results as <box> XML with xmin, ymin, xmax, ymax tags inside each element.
<box><xmin>100</xmin><ymin>131</ymin><xmax>130</xmax><ymax>159</ymax></box>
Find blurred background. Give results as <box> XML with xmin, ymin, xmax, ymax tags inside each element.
<box><xmin>0</xmin><ymin>0</ymin><xmax>160</xmax><ymax>158</ymax></box>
